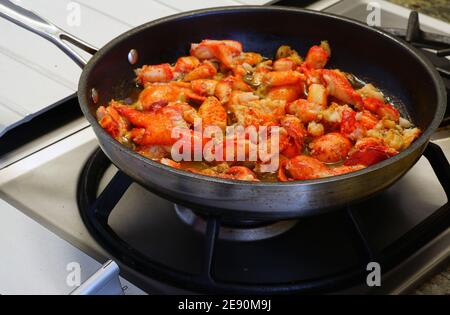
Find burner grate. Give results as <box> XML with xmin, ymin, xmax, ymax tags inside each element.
<box><xmin>382</xmin><ymin>11</ymin><xmax>450</xmax><ymax>125</ymax></box>
<box><xmin>77</xmin><ymin>143</ymin><xmax>450</xmax><ymax>294</ymax></box>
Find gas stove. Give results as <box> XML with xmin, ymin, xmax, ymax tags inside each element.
<box><xmin>0</xmin><ymin>0</ymin><xmax>449</xmax><ymax>294</ymax></box>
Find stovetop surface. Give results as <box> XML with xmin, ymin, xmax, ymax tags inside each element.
<box><xmin>0</xmin><ymin>0</ymin><xmax>449</xmax><ymax>294</ymax></box>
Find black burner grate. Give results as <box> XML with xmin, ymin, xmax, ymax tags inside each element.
<box><xmin>382</xmin><ymin>11</ymin><xmax>450</xmax><ymax>125</ymax></box>
<box><xmin>77</xmin><ymin>143</ymin><xmax>450</xmax><ymax>294</ymax></box>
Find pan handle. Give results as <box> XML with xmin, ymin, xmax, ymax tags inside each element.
<box><xmin>0</xmin><ymin>0</ymin><xmax>97</xmax><ymax>68</ymax></box>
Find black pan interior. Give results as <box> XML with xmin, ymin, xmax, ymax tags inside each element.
<box><xmin>82</xmin><ymin>7</ymin><xmax>441</xmax><ymax>132</ymax></box>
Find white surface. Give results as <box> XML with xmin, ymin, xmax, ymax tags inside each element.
<box><xmin>0</xmin><ymin>0</ymin><xmax>268</xmax><ymax>136</ymax></box>
<box><xmin>0</xmin><ymin>198</ymin><xmax>144</xmax><ymax>294</ymax></box>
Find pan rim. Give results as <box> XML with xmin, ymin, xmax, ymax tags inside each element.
<box><xmin>78</xmin><ymin>5</ymin><xmax>447</xmax><ymax>188</ymax></box>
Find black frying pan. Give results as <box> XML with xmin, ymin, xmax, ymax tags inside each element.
<box><xmin>0</xmin><ymin>1</ymin><xmax>446</xmax><ymax>220</ymax></box>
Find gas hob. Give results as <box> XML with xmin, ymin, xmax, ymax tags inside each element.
<box><xmin>0</xmin><ymin>0</ymin><xmax>449</xmax><ymax>294</ymax></box>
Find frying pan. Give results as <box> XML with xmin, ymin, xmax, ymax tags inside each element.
<box><xmin>0</xmin><ymin>1</ymin><xmax>446</xmax><ymax>220</ymax></box>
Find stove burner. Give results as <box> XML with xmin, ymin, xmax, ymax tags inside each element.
<box><xmin>77</xmin><ymin>143</ymin><xmax>450</xmax><ymax>294</ymax></box>
<box><xmin>74</xmin><ymin>10</ymin><xmax>450</xmax><ymax>294</ymax></box>
<box><xmin>174</xmin><ymin>204</ymin><xmax>298</xmax><ymax>242</ymax></box>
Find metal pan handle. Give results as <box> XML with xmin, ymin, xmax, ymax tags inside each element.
<box><xmin>0</xmin><ymin>0</ymin><xmax>97</xmax><ymax>68</ymax></box>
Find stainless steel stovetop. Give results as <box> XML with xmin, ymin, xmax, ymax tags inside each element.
<box><xmin>0</xmin><ymin>0</ymin><xmax>449</xmax><ymax>294</ymax></box>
